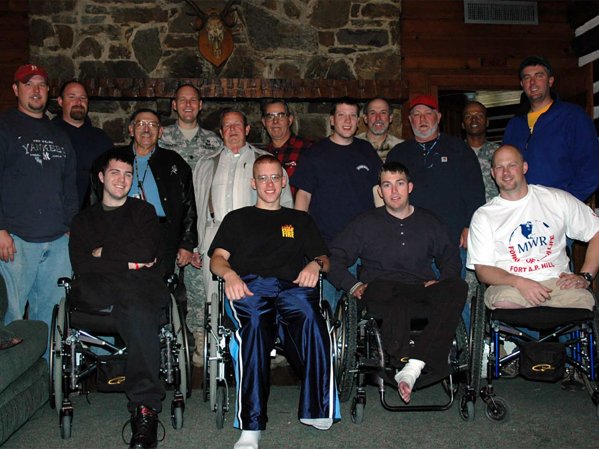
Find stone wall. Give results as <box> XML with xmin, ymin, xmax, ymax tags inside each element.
<box><xmin>30</xmin><ymin>0</ymin><xmax>402</xmax><ymax>144</ymax></box>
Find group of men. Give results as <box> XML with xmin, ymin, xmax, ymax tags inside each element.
<box><xmin>1</xmin><ymin>53</ymin><xmax>599</xmax><ymax>449</ymax></box>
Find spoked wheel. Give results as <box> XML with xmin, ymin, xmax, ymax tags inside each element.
<box><xmin>350</xmin><ymin>396</ymin><xmax>365</xmax><ymax>424</ymax></box>
<box><xmin>443</xmin><ymin>318</ymin><xmax>470</xmax><ymax>398</ymax></box>
<box><xmin>50</xmin><ymin>299</ymin><xmax>66</xmax><ymax>411</ymax></box>
<box><xmin>215</xmin><ymin>384</ymin><xmax>227</xmax><ymax>429</ymax></box>
<box><xmin>202</xmin><ymin>301</ymin><xmax>210</xmax><ymax>403</ymax></box>
<box><xmin>171</xmin><ymin>296</ymin><xmax>190</xmax><ymax>401</ymax></box>
<box><xmin>484</xmin><ymin>396</ymin><xmax>510</xmax><ymax>422</ymax></box>
<box><xmin>334</xmin><ymin>295</ymin><xmax>357</xmax><ymax>402</ymax></box>
<box><xmin>208</xmin><ymin>292</ymin><xmax>219</xmax><ymax>411</ymax></box>
<box><xmin>469</xmin><ymin>286</ymin><xmax>488</xmax><ymax>398</ymax></box>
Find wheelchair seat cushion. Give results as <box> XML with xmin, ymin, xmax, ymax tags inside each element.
<box><xmin>491</xmin><ymin>307</ymin><xmax>595</xmax><ymax>331</ymax></box>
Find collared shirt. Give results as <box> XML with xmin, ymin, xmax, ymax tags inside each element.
<box><xmin>129</xmin><ymin>147</ymin><xmax>166</xmax><ymax>217</ymax></box>
<box><xmin>356</xmin><ymin>132</ymin><xmax>404</xmax><ymax>161</ymax></box>
<box><xmin>212</xmin><ymin>146</ymin><xmax>250</xmax><ymax>221</ymax></box>
<box><xmin>265</xmin><ymin>134</ymin><xmax>312</xmax><ymax>180</ymax></box>
<box><xmin>159</xmin><ymin>124</ymin><xmax>222</xmax><ymax>168</ymax></box>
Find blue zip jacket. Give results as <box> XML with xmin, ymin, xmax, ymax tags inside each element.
<box><xmin>503</xmin><ymin>99</ymin><xmax>599</xmax><ymax>202</ymax></box>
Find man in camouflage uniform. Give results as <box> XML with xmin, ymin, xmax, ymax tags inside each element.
<box><xmin>159</xmin><ymin>83</ymin><xmax>223</xmax><ymax>367</ymax></box>
<box><xmin>462</xmin><ymin>100</ymin><xmax>499</xmax><ymax>309</ymax></box>
<box><xmin>356</xmin><ymin>97</ymin><xmax>403</xmax><ymax>162</ymax></box>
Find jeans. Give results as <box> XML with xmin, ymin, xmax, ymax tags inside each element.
<box><xmin>0</xmin><ymin>234</ymin><xmax>71</xmax><ymax>357</ymax></box>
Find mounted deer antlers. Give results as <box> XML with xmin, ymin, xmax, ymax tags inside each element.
<box><xmin>184</xmin><ymin>0</ymin><xmax>239</xmax><ymax>67</ymax></box>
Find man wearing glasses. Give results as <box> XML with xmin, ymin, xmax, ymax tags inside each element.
<box><xmin>387</xmin><ymin>96</ymin><xmax>484</xmax><ymax>278</ymax></box>
<box><xmin>210</xmin><ymin>155</ymin><xmax>339</xmax><ymax>449</ymax></box>
<box><xmin>261</xmin><ymin>99</ymin><xmax>312</xmax><ymax>184</ymax></box>
<box><xmin>194</xmin><ymin>109</ymin><xmax>293</xmax><ymax>326</ymax></box>
<box><xmin>123</xmin><ymin>108</ymin><xmax>198</xmax><ymax>276</ymax></box>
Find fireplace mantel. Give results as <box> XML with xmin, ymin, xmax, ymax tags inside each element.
<box><xmin>50</xmin><ymin>78</ymin><xmax>406</xmax><ymax>101</ymax></box>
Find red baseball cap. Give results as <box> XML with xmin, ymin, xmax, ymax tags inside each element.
<box><xmin>409</xmin><ymin>95</ymin><xmax>439</xmax><ymax>111</ymax></box>
<box><xmin>14</xmin><ymin>64</ymin><xmax>49</xmax><ymax>83</ymax></box>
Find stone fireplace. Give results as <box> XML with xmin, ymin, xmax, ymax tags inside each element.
<box><xmin>29</xmin><ymin>0</ymin><xmax>403</xmax><ymax>144</ymax></box>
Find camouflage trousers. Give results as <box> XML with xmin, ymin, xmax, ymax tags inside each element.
<box><xmin>465</xmin><ymin>268</ymin><xmax>479</xmax><ymax>307</ymax></box>
<box><xmin>181</xmin><ymin>264</ymin><xmax>207</xmax><ymax>334</ymax></box>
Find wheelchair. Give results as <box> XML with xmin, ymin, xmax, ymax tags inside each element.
<box><xmin>333</xmin><ymin>293</ymin><xmax>470</xmax><ymax>423</ymax></box>
<box><xmin>462</xmin><ymin>284</ymin><xmax>599</xmax><ymax>422</ymax></box>
<box><xmin>49</xmin><ymin>275</ymin><xmax>191</xmax><ymax>439</ymax></box>
<box><xmin>202</xmin><ymin>275</ymin><xmax>336</xmax><ymax>429</ymax></box>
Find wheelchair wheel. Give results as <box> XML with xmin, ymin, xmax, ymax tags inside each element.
<box><xmin>208</xmin><ymin>292</ymin><xmax>219</xmax><ymax>411</ymax></box>
<box><xmin>350</xmin><ymin>396</ymin><xmax>364</xmax><ymax>425</ymax></box>
<box><xmin>50</xmin><ymin>298</ymin><xmax>66</xmax><ymax>412</ymax></box>
<box><xmin>215</xmin><ymin>384</ymin><xmax>227</xmax><ymax>429</ymax></box>
<box><xmin>171</xmin><ymin>295</ymin><xmax>189</xmax><ymax>401</ymax></box>
<box><xmin>171</xmin><ymin>403</ymin><xmax>184</xmax><ymax>430</ymax></box>
<box><xmin>459</xmin><ymin>396</ymin><xmax>475</xmax><ymax>422</ymax></box>
<box><xmin>60</xmin><ymin>410</ymin><xmax>72</xmax><ymax>439</ymax></box>
<box><xmin>582</xmin><ymin>311</ymin><xmax>599</xmax><ymax>403</ymax></box>
<box><xmin>443</xmin><ymin>318</ymin><xmax>469</xmax><ymax>397</ymax></box>
<box><xmin>484</xmin><ymin>396</ymin><xmax>510</xmax><ymax>422</ymax></box>
<box><xmin>202</xmin><ymin>301</ymin><xmax>210</xmax><ymax>403</ymax></box>
<box><xmin>469</xmin><ymin>285</ymin><xmax>488</xmax><ymax>396</ymax></box>
<box><xmin>334</xmin><ymin>294</ymin><xmax>357</xmax><ymax>403</ymax></box>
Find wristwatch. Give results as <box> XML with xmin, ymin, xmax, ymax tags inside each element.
<box><xmin>313</xmin><ymin>257</ymin><xmax>324</xmax><ymax>272</ymax></box>
<box><xmin>578</xmin><ymin>272</ymin><xmax>594</xmax><ymax>284</ymax></box>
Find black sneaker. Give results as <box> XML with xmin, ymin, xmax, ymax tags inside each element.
<box><xmin>129</xmin><ymin>406</ymin><xmax>159</xmax><ymax>448</ymax></box>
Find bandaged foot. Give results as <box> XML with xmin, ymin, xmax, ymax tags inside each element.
<box><xmin>234</xmin><ymin>430</ymin><xmax>262</xmax><ymax>449</ymax></box>
<box><xmin>300</xmin><ymin>417</ymin><xmax>333</xmax><ymax>430</ymax></box>
<box><xmin>394</xmin><ymin>359</ymin><xmax>425</xmax><ymax>404</ymax></box>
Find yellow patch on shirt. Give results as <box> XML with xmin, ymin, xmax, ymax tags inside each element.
<box><xmin>281</xmin><ymin>224</ymin><xmax>295</xmax><ymax>238</ymax></box>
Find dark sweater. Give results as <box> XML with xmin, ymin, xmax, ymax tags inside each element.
<box><xmin>387</xmin><ymin>133</ymin><xmax>485</xmax><ymax>243</ymax></box>
<box><xmin>0</xmin><ymin>109</ymin><xmax>78</xmax><ymax>242</ymax></box>
<box><xmin>69</xmin><ymin>197</ymin><xmax>161</xmax><ymax>274</ymax></box>
<box><xmin>52</xmin><ymin>116</ymin><xmax>112</xmax><ymax>208</ymax></box>
<box><xmin>328</xmin><ymin>207</ymin><xmax>462</xmax><ymax>293</ymax></box>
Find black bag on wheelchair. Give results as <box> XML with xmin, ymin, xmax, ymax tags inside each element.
<box><xmin>518</xmin><ymin>341</ymin><xmax>566</xmax><ymax>382</ymax></box>
<box><xmin>96</xmin><ymin>355</ymin><xmax>128</xmax><ymax>392</ymax></box>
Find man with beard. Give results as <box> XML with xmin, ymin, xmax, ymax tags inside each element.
<box><xmin>53</xmin><ymin>80</ymin><xmax>112</xmax><ymax>208</ymax></box>
<box><xmin>356</xmin><ymin>97</ymin><xmax>403</xmax><ymax>162</ymax></box>
<box><xmin>387</xmin><ymin>95</ymin><xmax>484</xmax><ymax>275</ymax></box>
<box><xmin>0</xmin><ymin>64</ymin><xmax>77</xmax><ymax>353</ymax></box>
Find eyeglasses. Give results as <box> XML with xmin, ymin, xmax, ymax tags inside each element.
<box><xmin>255</xmin><ymin>174</ymin><xmax>283</xmax><ymax>184</ymax></box>
<box><xmin>133</xmin><ymin>120</ymin><xmax>160</xmax><ymax>129</ymax></box>
<box><xmin>264</xmin><ymin>112</ymin><xmax>288</xmax><ymax>121</ymax></box>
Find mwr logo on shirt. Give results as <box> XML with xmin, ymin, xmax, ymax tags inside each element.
<box><xmin>281</xmin><ymin>224</ymin><xmax>295</xmax><ymax>238</ymax></box>
<box><xmin>507</xmin><ymin>220</ymin><xmax>555</xmax><ymax>272</ymax></box>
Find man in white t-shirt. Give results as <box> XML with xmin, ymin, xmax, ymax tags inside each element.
<box><xmin>467</xmin><ymin>145</ymin><xmax>599</xmax><ymax>310</ymax></box>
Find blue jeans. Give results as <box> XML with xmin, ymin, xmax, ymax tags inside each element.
<box><xmin>0</xmin><ymin>234</ymin><xmax>71</xmax><ymax>357</ymax></box>
<box><xmin>323</xmin><ymin>259</ymin><xmax>359</xmax><ymax>312</ymax></box>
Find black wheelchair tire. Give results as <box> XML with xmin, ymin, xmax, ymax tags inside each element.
<box><xmin>215</xmin><ymin>384</ymin><xmax>227</xmax><ymax>429</ymax></box>
<box><xmin>469</xmin><ymin>285</ymin><xmax>487</xmax><ymax>397</ymax></box>
<box><xmin>335</xmin><ymin>294</ymin><xmax>357</xmax><ymax>403</ymax></box>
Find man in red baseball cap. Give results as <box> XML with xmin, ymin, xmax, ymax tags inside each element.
<box><xmin>386</xmin><ymin>94</ymin><xmax>484</xmax><ymax>330</ymax></box>
<box><xmin>0</xmin><ymin>63</ymin><xmax>77</xmax><ymax>358</ymax></box>
<box><xmin>13</xmin><ymin>64</ymin><xmax>49</xmax><ymax>84</ymax></box>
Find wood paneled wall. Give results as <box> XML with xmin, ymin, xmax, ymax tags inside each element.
<box><xmin>400</xmin><ymin>0</ymin><xmax>582</xmax><ymax>137</ymax></box>
<box><xmin>0</xmin><ymin>0</ymin><xmax>28</xmax><ymax>113</ymax></box>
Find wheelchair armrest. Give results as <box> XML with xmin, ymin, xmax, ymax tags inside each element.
<box><xmin>57</xmin><ymin>277</ymin><xmax>72</xmax><ymax>288</ymax></box>
<box><xmin>163</xmin><ymin>273</ymin><xmax>179</xmax><ymax>294</ymax></box>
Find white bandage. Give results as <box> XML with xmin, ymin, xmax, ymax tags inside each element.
<box><xmin>394</xmin><ymin>359</ymin><xmax>426</xmax><ymax>390</ymax></box>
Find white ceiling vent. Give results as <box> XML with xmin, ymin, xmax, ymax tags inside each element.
<box><xmin>464</xmin><ymin>0</ymin><xmax>538</xmax><ymax>25</ymax></box>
